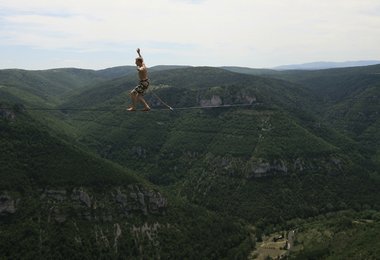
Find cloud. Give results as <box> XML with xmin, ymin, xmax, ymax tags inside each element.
<box><xmin>1</xmin><ymin>1</ymin><xmax>206</xmax><ymax>48</ymax></box>
<box><xmin>0</xmin><ymin>0</ymin><xmax>380</xmax><ymax>68</ymax></box>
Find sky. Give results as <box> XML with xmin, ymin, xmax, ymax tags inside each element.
<box><xmin>1</xmin><ymin>0</ymin><xmax>380</xmax><ymax>70</ymax></box>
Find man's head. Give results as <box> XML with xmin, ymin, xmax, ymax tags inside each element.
<box><xmin>135</xmin><ymin>57</ymin><xmax>143</xmax><ymax>66</ymax></box>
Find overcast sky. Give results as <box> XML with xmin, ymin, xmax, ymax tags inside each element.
<box><xmin>1</xmin><ymin>0</ymin><xmax>379</xmax><ymax>70</ymax></box>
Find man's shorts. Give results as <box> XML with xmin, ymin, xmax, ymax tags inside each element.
<box><xmin>132</xmin><ymin>79</ymin><xmax>149</xmax><ymax>95</ymax></box>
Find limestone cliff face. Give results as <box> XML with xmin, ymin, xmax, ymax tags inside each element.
<box><xmin>199</xmin><ymin>92</ymin><xmax>256</xmax><ymax>107</ymax></box>
<box><xmin>0</xmin><ymin>194</ymin><xmax>17</xmax><ymax>215</ymax></box>
<box><xmin>1</xmin><ymin>185</ymin><xmax>169</xmax><ymax>257</ymax></box>
<box><xmin>200</xmin><ymin>95</ymin><xmax>223</xmax><ymax>107</ymax></box>
<box><xmin>0</xmin><ymin>108</ymin><xmax>16</xmax><ymax>120</ymax></box>
<box><xmin>202</xmin><ymin>154</ymin><xmax>346</xmax><ymax>179</ymax></box>
<box><xmin>36</xmin><ymin>185</ymin><xmax>168</xmax><ymax>224</ymax></box>
<box><xmin>115</xmin><ymin>185</ymin><xmax>167</xmax><ymax>216</ymax></box>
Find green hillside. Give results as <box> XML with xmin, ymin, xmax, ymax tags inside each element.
<box><xmin>1</xmin><ymin>65</ymin><xmax>380</xmax><ymax>259</ymax></box>
<box><xmin>60</xmin><ymin>67</ymin><xmax>316</xmax><ymax>114</ymax></box>
<box><xmin>0</xmin><ymin>66</ymin><xmax>151</xmax><ymax>106</ymax></box>
<box><xmin>287</xmin><ymin>210</ymin><xmax>380</xmax><ymax>259</ymax></box>
<box><xmin>0</xmin><ymin>68</ymin><xmax>106</xmax><ymax>104</ymax></box>
<box><xmin>0</xmin><ymin>106</ymin><xmax>141</xmax><ymax>189</ymax></box>
<box><xmin>52</xmin><ymin>67</ymin><xmax>378</xmax><ymax>223</ymax></box>
<box><xmin>226</xmin><ymin>64</ymin><xmax>380</xmax><ymax>170</ymax></box>
<box><xmin>95</xmin><ymin>65</ymin><xmax>191</xmax><ymax>80</ymax></box>
<box><xmin>95</xmin><ymin>66</ymin><xmax>136</xmax><ymax>79</ymax></box>
<box><xmin>264</xmin><ymin>65</ymin><xmax>380</xmax><ymax>170</ymax></box>
<box><xmin>222</xmin><ymin>66</ymin><xmax>279</xmax><ymax>76</ymax></box>
<box><xmin>0</xmin><ymin>106</ymin><xmax>253</xmax><ymax>259</ymax></box>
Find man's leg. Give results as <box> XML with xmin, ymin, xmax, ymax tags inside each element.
<box><xmin>127</xmin><ymin>91</ymin><xmax>137</xmax><ymax>111</ymax></box>
<box><xmin>138</xmin><ymin>95</ymin><xmax>151</xmax><ymax>111</ymax></box>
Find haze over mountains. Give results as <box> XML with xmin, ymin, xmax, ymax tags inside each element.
<box><xmin>272</xmin><ymin>60</ymin><xmax>380</xmax><ymax>70</ymax></box>
<box><xmin>1</xmin><ymin>62</ymin><xmax>380</xmax><ymax>259</ymax></box>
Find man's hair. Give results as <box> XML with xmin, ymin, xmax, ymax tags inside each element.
<box><xmin>136</xmin><ymin>57</ymin><xmax>143</xmax><ymax>62</ymax></box>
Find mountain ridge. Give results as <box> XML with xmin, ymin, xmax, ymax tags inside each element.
<box><xmin>273</xmin><ymin>60</ymin><xmax>380</xmax><ymax>70</ymax></box>
<box><xmin>1</xmin><ymin>63</ymin><xmax>380</xmax><ymax>258</ymax></box>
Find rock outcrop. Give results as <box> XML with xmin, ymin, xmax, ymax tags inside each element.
<box><xmin>200</xmin><ymin>95</ymin><xmax>223</xmax><ymax>107</ymax></box>
<box><xmin>200</xmin><ymin>153</ymin><xmax>346</xmax><ymax>179</ymax></box>
<box><xmin>0</xmin><ymin>194</ymin><xmax>16</xmax><ymax>215</ymax></box>
<box><xmin>34</xmin><ymin>186</ymin><xmax>168</xmax><ymax>223</ymax></box>
<box><xmin>0</xmin><ymin>108</ymin><xmax>16</xmax><ymax>120</ymax></box>
<box><xmin>199</xmin><ymin>92</ymin><xmax>257</xmax><ymax>107</ymax></box>
<box><xmin>72</xmin><ymin>188</ymin><xmax>92</xmax><ymax>208</ymax></box>
<box><xmin>249</xmin><ymin>159</ymin><xmax>288</xmax><ymax>177</ymax></box>
<box><xmin>115</xmin><ymin>185</ymin><xmax>167</xmax><ymax>216</ymax></box>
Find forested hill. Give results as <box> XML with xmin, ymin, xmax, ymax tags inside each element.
<box><xmin>59</xmin><ymin>66</ymin><xmax>315</xmax><ymax>114</ymax></box>
<box><xmin>39</xmin><ymin>66</ymin><xmax>379</xmax><ymax>222</ymax></box>
<box><xmin>221</xmin><ymin>65</ymin><xmax>380</xmax><ymax>161</ymax></box>
<box><xmin>0</xmin><ymin>106</ymin><xmax>253</xmax><ymax>259</ymax></box>
<box><xmin>1</xmin><ymin>64</ymin><xmax>380</xmax><ymax>259</ymax></box>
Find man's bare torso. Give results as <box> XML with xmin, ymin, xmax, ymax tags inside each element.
<box><xmin>138</xmin><ymin>64</ymin><xmax>148</xmax><ymax>81</ymax></box>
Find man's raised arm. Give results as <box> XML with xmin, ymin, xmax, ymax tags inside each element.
<box><xmin>136</xmin><ymin>48</ymin><xmax>142</xmax><ymax>59</ymax></box>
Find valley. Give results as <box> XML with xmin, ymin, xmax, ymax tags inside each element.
<box><xmin>1</xmin><ymin>64</ymin><xmax>380</xmax><ymax>258</ymax></box>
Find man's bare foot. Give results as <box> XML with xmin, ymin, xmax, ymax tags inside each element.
<box><xmin>142</xmin><ymin>107</ymin><xmax>151</xmax><ymax>112</ymax></box>
<box><xmin>127</xmin><ymin>107</ymin><xmax>136</xmax><ymax>111</ymax></box>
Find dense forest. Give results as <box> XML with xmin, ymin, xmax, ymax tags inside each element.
<box><xmin>1</xmin><ymin>64</ymin><xmax>379</xmax><ymax>259</ymax></box>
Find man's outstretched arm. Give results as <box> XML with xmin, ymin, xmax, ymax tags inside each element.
<box><xmin>136</xmin><ymin>48</ymin><xmax>142</xmax><ymax>58</ymax></box>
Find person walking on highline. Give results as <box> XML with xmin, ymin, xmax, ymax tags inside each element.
<box><xmin>127</xmin><ymin>48</ymin><xmax>151</xmax><ymax>111</ymax></box>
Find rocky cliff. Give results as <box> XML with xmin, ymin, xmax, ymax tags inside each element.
<box><xmin>0</xmin><ymin>185</ymin><xmax>169</xmax><ymax>258</ymax></box>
